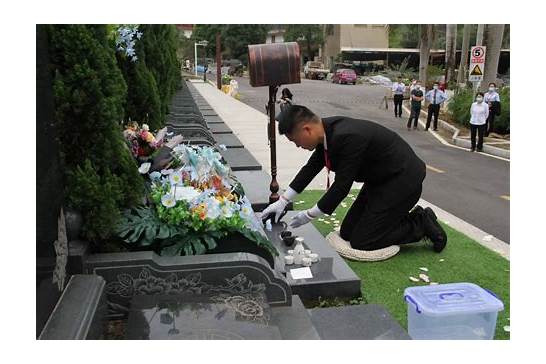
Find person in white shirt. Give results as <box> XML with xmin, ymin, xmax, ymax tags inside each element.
<box><xmin>469</xmin><ymin>92</ymin><xmax>489</xmax><ymax>152</ymax></box>
<box><xmin>425</xmin><ymin>82</ymin><xmax>448</xmax><ymax>131</ymax></box>
<box><xmin>391</xmin><ymin>78</ymin><xmax>406</xmax><ymax>118</ymax></box>
<box><xmin>483</xmin><ymin>83</ymin><xmax>501</xmax><ymax>136</ymax></box>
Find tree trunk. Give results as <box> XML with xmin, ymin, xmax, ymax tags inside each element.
<box><xmin>476</xmin><ymin>24</ymin><xmax>484</xmax><ymax>46</ymax></box>
<box><xmin>445</xmin><ymin>24</ymin><xmax>457</xmax><ymax>84</ymax></box>
<box><xmin>419</xmin><ymin>24</ymin><xmax>433</xmax><ymax>86</ymax></box>
<box><xmin>457</xmin><ymin>24</ymin><xmax>472</xmax><ymax>84</ymax></box>
<box><xmin>481</xmin><ymin>24</ymin><xmax>505</xmax><ymax>91</ymax></box>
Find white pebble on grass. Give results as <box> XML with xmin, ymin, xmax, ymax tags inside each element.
<box><xmin>318</xmin><ymin>218</ymin><xmax>324</xmax><ymax>222</ymax></box>
<box><xmin>429</xmin><ymin>282</ymin><xmax>439</xmax><ymax>285</ymax></box>
<box><xmin>439</xmin><ymin>259</ymin><xmax>445</xmax><ymax>262</ymax></box>
<box><xmin>324</xmin><ymin>221</ymin><xmax>330</xmax><ymax>225</ymax></box>
<box><xmin>419</xmin><ymin>273</ymin><xmax>430</xmax><ymax>283</ymax></box>
<box><xmin>419</xmin><ymin>267</ymin><xmax>429</xmax><ymax>272</ymax></box>
<box><xmin>409</xmin><ymin>276</ymin><xmax>420</xmax><ymax>282</ymax></box>
<box><xmin>332</xmin><ymin>213</ymin><xmax>337</xmax><ymax>216</ymax></box>
<box><xmin>503</xmin><ymin>326</ymin><xmax>510</xmax><ymax>332</ymax></box>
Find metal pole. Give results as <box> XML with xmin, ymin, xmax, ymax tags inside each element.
<box><xmin>216</xmin><ymin>33</ymin><xmax>221</xmax><ymax>89</ymax></box>
<box><xmin>194</xmin><ymin>43</ymin><xmax>197</xmax><ymax>76</ymax></box>
<box><xmin>203</xmin><ymin>45</ymin><xmax>207</xmax><ymax>82</ymax></box>
<box><xmin>268</xmin><ymin>85</ymin><xmax>280</xmax><ymax>203</ymax></box>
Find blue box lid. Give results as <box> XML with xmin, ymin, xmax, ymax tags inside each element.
<box><xmin>404</xmin><ymin>283</ymin><xmax>504</xmax><ymax>317</ymax></box>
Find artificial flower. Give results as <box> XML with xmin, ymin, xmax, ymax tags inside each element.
<box><xmin>161</xmin><ymin>194</ymin><xmax>176</xmax><ymax>208</ymax></box>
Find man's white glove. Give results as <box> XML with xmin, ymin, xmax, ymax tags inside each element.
<box><xmin>261</xmin><ymin>187</ymin><xmax>298</xmax><ymax>223</ymax></box>
<box><xmin>289</xmin><ymin>204</ymin><xmax>324</xmax><ymax>228</ymax></box>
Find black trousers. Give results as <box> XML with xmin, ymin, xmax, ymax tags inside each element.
<box><xmin>393</xmin><ymin>94</ymin><xmax>403</xmax><ymax>117</ymax></box>
<box><xmin>485</xmin><ymin>109</ymin><xmax>495</xmax><ymax>136</ymax></box>
<box><xmin>426</xmin><ymin>104</ymin><xmax>440</xmax><ymax>130</ymax></box>
<box><xmin>470</xmin><ymin>124</ymin><xmax>485</xmax><ymax>150</ymax></box>
<box><xmin>339</xmin><ymin>184</ymin><xmax>425</xmax><ymax>251</ymax></box>
<box><xmin>407</xmin><ymin>106</ymin><xmax>421</xmax><ymax>128</ymax></box>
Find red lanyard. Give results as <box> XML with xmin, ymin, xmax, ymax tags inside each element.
<box><xmin>323</xmin><ymin>147</ymin><xmax>331</xmax><ymax>189</ymax></box>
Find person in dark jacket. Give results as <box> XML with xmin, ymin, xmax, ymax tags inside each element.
<box><xmin>261</xmin><ymin>105</ymin><xmax>447</xmax><ymax>252</ymax></box>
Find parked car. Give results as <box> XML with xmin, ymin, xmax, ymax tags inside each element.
<box><xmin>332</xmin><ymin>69</ymin><xmax>357</xmax><ymax>85</ymax></box>
<box><xmin>222</xmin><ymin>59</ymin><xmax>244</xmax><ymax>77</ymax></box>
<box><xmin>304</xmin><ymin>61</ymin><xmax>329</xmax><ymax>80</ymax></box>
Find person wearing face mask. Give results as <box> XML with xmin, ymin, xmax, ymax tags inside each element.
<box><xmin>484</xmin><ymin>83</ymin><xmax>501</xmax><ymax>136</ymax></box>
<box><xmin>260</xmin><ymin>105</ymin><xmax>447</xmax><ymax>254</ymax></box>
<box><xmin>391</xmin><ymin>78</ymin><xmax>405</xmax><ymax>118</ymax></box>
<box><xmin>469</xmin><ymin>92</ymin><xmax>489</xmax><ymax>152</ymax></box>
<box><xmin>407</xmin><ymin>81</ymin><xmax>424</xmax><ymax>130</ymax></box>
<box><xmin>425</xmin><ymin>82</ymin><xmax>448</xmax><ymax>131</ymax></box>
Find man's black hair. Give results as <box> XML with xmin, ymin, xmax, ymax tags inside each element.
<box><xmin>276</xmin><ymin>105</ymin><xmax>319</xmax><ymax>135</ymax></box>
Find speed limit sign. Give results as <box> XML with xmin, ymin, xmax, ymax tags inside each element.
<box><xmin>469</xmin><ymin>46</ymin><xmax>486</xmax><ymax>82</ymax></box>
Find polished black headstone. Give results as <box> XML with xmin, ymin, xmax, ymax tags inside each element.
<box><xmin>308</xmin><ymin>304</ymin><xmax>411</xmax><ymax>340</ymax></box>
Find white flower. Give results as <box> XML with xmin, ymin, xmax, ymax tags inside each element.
<box><xmin>161</xmin><ymin>194</ymin><xmax>176</xmax><ymax>208</ymax></box>
<box><xmin>138</xmin><ymin>162</ymin><xmax>151</xmax><ymax>174</ymax></box>
<box><xmin>172</xmin><ymin>186</ymin><xmax>201</xmax><ymax>203</ymax></box>
<box><xmin>169</xmin><ymin>171</ymin><xmax>183</xmax><ymax>186</ymax></box>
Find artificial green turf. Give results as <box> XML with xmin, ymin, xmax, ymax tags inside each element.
<box><xmin>294</xmin><ymin>190</ymin><xmax>510</xmax><ymax>340</ymax></box>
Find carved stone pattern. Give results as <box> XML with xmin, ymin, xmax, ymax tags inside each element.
<box><xmin>105</xmin><ymin>268</ymin><xmax>266</xmax><ymax>299</ymax></box>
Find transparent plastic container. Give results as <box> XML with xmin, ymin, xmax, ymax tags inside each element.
<box><xmin>404</xmin><ymin>283</ymin><xmax>504</xmax><ymax>340</ymax></box>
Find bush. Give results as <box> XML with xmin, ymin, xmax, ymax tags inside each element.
<box><xmin>48</xmin><ymin>25</ymin><xmax>144</xmax><ymax>243</ymax></box>
<box><xmin>447</xmin><ymin>86</ymin><xmax>510</xmax><ymax>134</ymax></box>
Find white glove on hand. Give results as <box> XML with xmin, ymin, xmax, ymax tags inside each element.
<box><xmin>289</xmin><ymin>204</ymin><xmax>324</xmax><ymax>228</ymax></box>
<box><xmin>289</xmin><ymin>210</ymin><xmax>313</xmax><ymax>228</ymax></box>
<box><xmin>261</xmin><ymin>197</ymin><xmax>289</xmax><ymax>223</ymax></box>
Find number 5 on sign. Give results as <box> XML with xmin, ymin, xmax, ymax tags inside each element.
<box><xmin>469</xmin><ymin>46</ymin><xmax>486</xmax><ymax>82</ymax></box>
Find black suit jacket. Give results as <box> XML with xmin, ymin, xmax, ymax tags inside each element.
<box><xmin>289</xmin><ymin>117</ymin><xmax>426</xmax><ymax>215</ymax></box>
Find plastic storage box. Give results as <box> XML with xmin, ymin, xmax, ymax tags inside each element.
<box><xmin>404</xmin><ymin>282</ymin><xmax>504</xmax><ymax>340</ymax></box>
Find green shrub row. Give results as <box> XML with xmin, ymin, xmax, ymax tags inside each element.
<box><xmin>47</xmin><ymin>24</ymin><xmax>180</xmax><ymax>244</ymax></box>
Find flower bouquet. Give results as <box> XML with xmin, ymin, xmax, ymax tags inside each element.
<box><xmin>123</xmin><ymin>121</ymin><xmax>167</xmax><ymax>160</ymax></box>
<box><xmin>116</xmin><ymin>144</ymin><xmax>277</xmax><ymax>259</ymax></box>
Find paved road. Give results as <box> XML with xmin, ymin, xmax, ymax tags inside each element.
<box><xmin>208</xmin><ymin>73</ymin><xmax>510</xmax><ymax>243</ymax></box>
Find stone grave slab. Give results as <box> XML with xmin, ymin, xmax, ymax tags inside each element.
<box><xmin>204</xmin><ymin>115</ymin><xmax>224</xmax><ymax>124</ymax></box>
<box><xmin>214</xmin><ymin>133</ymin><xmax>244</xmax><ymax>148</ymax></box>
<box><xmin>219</xmin><ymin>148</ymin><xmax>262</xmax><ymax>171</ymax></box>
<box><xmin>264</xmin><ymin>211</ymin><xmax>361</xmax><ymax>301</ymax></box>
<box><xmin>38</xmin><ymin>275</ymin><xmax>107</xmax><ymax>340</ymax></box>
<box><xmin>209</xmin><ymin>123</ymin><xmax>233</xmax><ymax>134</ymax></box>
<box><xmin>308</xmin><ymin>304</ymin><xmax>411</xmax><ymax>340</ymax></box>
<box><xmin>232</xmin><ymin>170</ymin><xmax>293</xmax><ymax>212</ymax></box>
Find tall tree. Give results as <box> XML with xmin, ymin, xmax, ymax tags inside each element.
<box><xmin>419</xmin><ymin>24</ymin><xmax>433</xmax><ymax>86</ymax></box>
<box><xmin>445</xmin><ymin>24</ymin><xmax>457</xmax><ymax>84</ymax></box>
<box><xmin>284</xmin><ymin>25</ymin><xmax>324</xmax><ymax>63</ymax></box>
<box><xmin>457</xmin><ymin>24</ymin><xmax>472</xmax><ymax>85</ymax></box>
<box><xmin>476</xmin><ymin>24</ymin><xmax>485</xmax><ymax>46</ymax></box>
<box><xmin>482</xmin><ymin>24</ymin><xmax>505</xmax><ymax>90</ymax></box>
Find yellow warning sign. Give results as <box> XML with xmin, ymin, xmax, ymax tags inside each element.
<box><xmin>470</xmin><ymin>64</ymin><xmax>483</xmax><ymax>76</ymax></box>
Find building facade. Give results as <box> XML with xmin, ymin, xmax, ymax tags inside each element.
<box><xmin>320</xmin><ymin>24</ymin><xmax>389</xmax><ymax>69</ymax></box>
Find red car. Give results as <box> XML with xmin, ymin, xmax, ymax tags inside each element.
<box><xmin>332</xmin><ymin>69</ymin><xmax>357</xmax><ymax>85</ymax></box>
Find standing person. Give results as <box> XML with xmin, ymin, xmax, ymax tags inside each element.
<box><xmin>277</xmin><ymin>87</ymin><xmax>294</xmax><ymax>112</ymax></box>
<box><xmin>484</xmin><ymin>83</ymin><xmax>501</xmax><ymax>136</ymax></box>
<box><xmin>261</xmin><ymin>105</ymin><xmax>447</xmax><ymax>253</ymax></box>
<box><xmin>392</xmin><ymin>78</ymin><xmax>405</xmax><ymax>118</ymax></box>
<box><xmin>425</xmin><ymin>81</ymin><xmax>448</xmax><ymax>131</ymax></box>
<box><xmin>469</xmin><ymin>92</ymin><xmax>489</xmax><ymax>152</ymax></box>
<box><xmin>407</xmin><ymin>81</ymin><xmax>424</xmax><ymax>130</ymax></box>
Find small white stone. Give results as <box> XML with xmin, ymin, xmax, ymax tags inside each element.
<box><xmin>332</xmin><ymin>213</ymin><xmax>337</xmax><ymax>216</ymax></box>
<box><xmin>351</xmin><ymin>197</ymin><xmax>356</xmax><ymax>201</ymax></box>
<box><xmin>419</xmin><ymin>273</ymin><xmax>430</xmax><ymax>283</ymax></box>
<box><xmin>444</xmin><ymin>221</ymin><xmax>450</xmax><ymax>225</ymax></box>
<box><xmin>330</xmin><ymin>218</ymin><xmax>336</xmax><ymax>221</ymax></box>
<box><xmin>439</xmin><ymin>259</ymin><xmax>445</xmax><ymax>262</ymax></box>
<box><xmin>503</xmin><ymin>325</ymin><xmax>510</xmax><ymax>332</ymax></box>
<box><xmin>324</xmin><ymin>221</ymin><xmax>330</xmax><ymax>224</ymax></box>
<box><xmin>409</xmin><ymin>276</ymin><xmax>420</xmax><ymax>282</ymax></box>
<box><xmin>419</xmin><ymin>267</ymin><xmax>429</xmax><ymax>272</ymax></box>
<box><xmin>318</xmin><ymin>218</ymin><xmax>324</xmax><ymax>221</ymax></box>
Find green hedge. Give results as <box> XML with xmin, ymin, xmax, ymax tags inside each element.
<box><xmin>48</xmin><ymin>25</ymin><xmax>145</xmax><ymax>243</ymax></box>
<box><xmin>447</xmin><ymin>86</ymin><xmax>510</xmax><ymax>134</ymax></box>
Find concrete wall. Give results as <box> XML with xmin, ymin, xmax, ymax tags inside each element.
<box><xmin>322</xmin><ymin>25</ymin><xmax>341</xmax><ymax>69</ymax></box>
